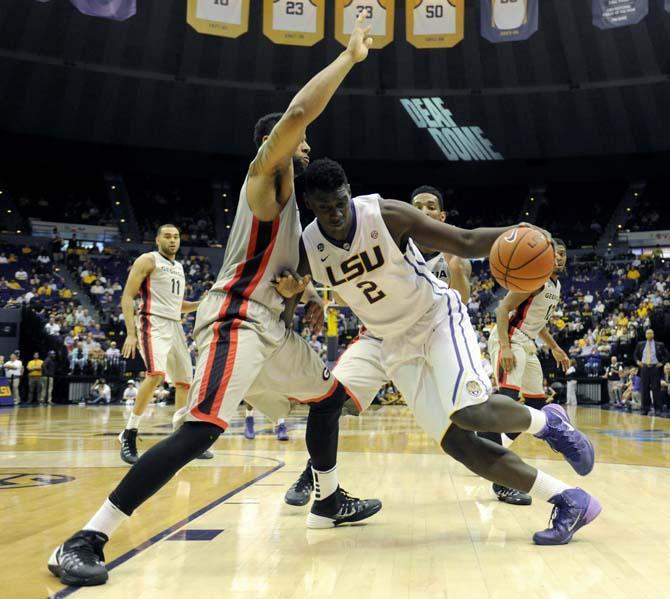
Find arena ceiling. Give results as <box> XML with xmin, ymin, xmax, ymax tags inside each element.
<box><xmin>0</xmin><ymin>1</ymin><xmax>669</xmax><ymax>162</ymax></box>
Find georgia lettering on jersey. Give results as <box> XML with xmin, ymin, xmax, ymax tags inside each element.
<box><xmin>302</xmin><ymin>194</ymin><xmax>442</xmax><ymax>339</ymax></box>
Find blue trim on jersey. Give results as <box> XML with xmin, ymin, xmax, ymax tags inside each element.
<box><xmin>316</xmin><ymin>201</ymin><xmax>358</xmax><ymax>250</ymax></box>
<box><xmin>446</xmin><ymin>291</ymin><xmax>465</xmax><ymax>412</ymax></box>
<box><xmin>403</xmin><ymin>254</ymin><xmax>450</xmax><ymax>295</ymax></box>
<box><xmin>449</xmin><ymin>293</ymin><xmax>490</xmax><ymax>392</ymax></box>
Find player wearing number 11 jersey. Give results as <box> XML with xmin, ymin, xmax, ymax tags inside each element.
<box><xmin>118</xmin><ymin>224</ymin><xmax>208</xmax><ymax>465</ymax></box>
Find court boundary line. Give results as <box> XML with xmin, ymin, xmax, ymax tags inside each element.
<box><xmin>48</xmin><ymin>457</ymin><xmax>285</xmax><ymax>599</ymax></box>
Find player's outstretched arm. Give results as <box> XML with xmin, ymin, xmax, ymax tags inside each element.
<box><xmin>380</xmin><ymin>199</ymin><xmax>526</xmax><ymax>259</ymax></box>
<box><xmin>495</xmin><ymin>290</ymin><xmax>531</xmax><ymax>372</ymax></box>
<box><xmin>247</xmin><ymin>14</ymin><xmax>373</xmax><ymax>221</ymax></box>
<box><xmin>120</xmin><ymin>254</ymin><xmax>154</xmax><ymax>359</ymax></box>
<box><xmin>538</xmin><ymin>327</ymin><xmax>570</xmax><ymax>372</ymax></box>
<box><xmin>446</xmin><ymin>256</ymin><xmax>472</xmax><ymax>302</ymax></box>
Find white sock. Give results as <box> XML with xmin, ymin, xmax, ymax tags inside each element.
<box><xmin>245</xmin><ymin>409</ymin><xmax>254</xmax><ymax>419</ymax></box>
<box><xmin>525</xmin><ymin>406</ymin><xmax>547</xmax><ymax>435</ymax></box>
<box><xmin>83</xmin><ymin>499</ymin><xmax>128</xmax><ymax>538</ymax></box>
<box><xmin>529</xmin><ymin>470</ymin><xmax>570</xmax><ymax>502</ymax></box>
<box><xmin>126</xmin><ymin>412</ymin><xmax>142</xmax><ymax>431</ymax></box>
<box><xmin>501</xmin><ymin>434</ymin><xmax>515</xmax><ymax>449</ymax></box>
<box><xmin>312</xmin><ymin>465</ymin><xmax>338</xmax><ymax>501</ymax></box>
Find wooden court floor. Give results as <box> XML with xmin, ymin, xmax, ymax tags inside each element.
<box><xmin>1</xmin><ymin>402</ymin><xmax>669</xmax><ymax>599</ymax></box>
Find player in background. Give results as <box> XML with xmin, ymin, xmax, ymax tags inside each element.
<box><xmin>243</xmin><ymin>402</ymin><xmax>289</xmax><ymax>441</ymax></box>
<box><xmin>49</xmin><ymin>17</ymin><xmax>380</xmax><ymax>588</ymax></box>
<box><xmin>480</xmin><ymin>239</ymin><xmax>569</xmax><ymax>505</ymax></box>
<box><xmin>285</xmin><ymin>184</ymin><xmax>472</xmax><ymax>506</ymax></box>
<box><xmin>118</xmin><ymin>224</ymin><xmax>211</xmax><ymax>464</ymax></box>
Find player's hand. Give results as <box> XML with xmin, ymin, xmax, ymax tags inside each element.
<box><xmin>500</xmin><ymin>346</ymin><xmax>516</xmax><ymax>372</ymax></box>
<box><xmin>304</xmin><ymin>299</ymin><xmax>324</xmax><ymax>336</ymax></box>
<box><xmin>271</xmin><ymin>270</ymin><xmax>311</xmax><ymax>298</ymax></box>
<box><xmin>122</xmin><ymin>334</ymin><xmax>137</xmax><ymax>359</ymax></box>
<box><xmin>518</xmin><ymin>222</ymin><xmax>552</xmax><ymax>243</ymax></box>
<box><xmin>551</xmin><ymin>347</ymin><xmax>570</xmax><ymax>372</ymax></box>
<box><xmin>345</xmin><ymin>12</ymin><xmax>373</xmax><ymax>63</ymax></box>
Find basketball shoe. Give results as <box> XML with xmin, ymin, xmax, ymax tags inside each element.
<box><xmin>118</xmin><ymin>429</ymin><xmax>138</xmax><ymax>465</ymax></box>
<box><xmin>48</xmin><ymin>530</ymin><xmax>109</xmax><ymax>586</ymax></box>
<box><xmin>276</xmin><ymin>422</ymin><xmax>289</xmax><ymax>441</ymax></box>
<box><xmin>196</xmin><ymin>449</ymin><xmax>214</xmax><ymax>459</ymax></box>
<box><xmin>285</xmin><ymin>460</ymin><xmax>314</xmax><ymax>506</ymax></box>
<box><xmin>307</xmin><ymin>487</ymin><xmax>382</xmax><ymax>528</ymax></box>
<box><xmin>492</xmin><ymin>483</ymin><xmax>532</xmax><ymax>505</ymax></box>
<box><xmin>533</xmin><ymin>488</ymin><xmax>602</xmax><ymax>545</ymax></box>
<box><xmin>534</xmin><ymin>404</ymin><xmax>595</xmax><ymax>475</ymax></box>
<box><xmin>244</xmin><ymin>416</ymin><xmax>255</xmax><ymax>439</ymax></box>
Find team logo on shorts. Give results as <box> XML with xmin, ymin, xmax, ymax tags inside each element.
<box><xmin>322</xmin><ymin>367</ymin><xmax>331</xmax><ymax>381</ymax></box>
<box><xmin>371</xmin><ymin>230</ymin><xmax>378</xmax><ymax>239</ymax></box>
<box><xmin>466</xmin><ymin>380</ymin><xmax>483</xmax><ymax>398</ymax></box>
<box><xmin>318</xmin><ymin>243</ymin><xmax>325</xmax><ymax>252</ymax></box>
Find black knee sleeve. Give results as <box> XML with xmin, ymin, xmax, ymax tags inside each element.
<box><xmin>524</xmin><ymin>397</ymin><xmax>546</xmax><ymax>410</ymax></box>
<box><xmin>306</xmin><ymin>382</ymin><xmax>347</xmax><ymax>472</ymax></box>
<box><xmin>498</xmin><ymin>387</ymin><xmax>520</xmax><ymax>400</ymax></box>
<box><xmin>110</xmin><ymin>422</ymin><xmax>222</xmax><ymax>516</ymax></box>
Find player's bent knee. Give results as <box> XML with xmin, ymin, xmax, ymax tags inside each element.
<box><xmin>307</xmin><ymin>382</ymin><xmax>347</xmax><ymax>413</ymax></box>
<box><xmin>450</xmin><ymin>404</ymin><xmax>489</xmax><ymax>431</ymax></box>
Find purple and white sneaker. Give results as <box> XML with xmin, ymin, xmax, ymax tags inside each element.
<box><xmin>535</xmin><ymin>404</ymin><xmax>595</xmax><ymax>475</ymax></box>
<box><xmin>533</xmin><ymin>488</ymin><xmax>602</xmax><ymax>545</ymax></box>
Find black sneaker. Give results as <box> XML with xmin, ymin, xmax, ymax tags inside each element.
<box><xmin>493</xmin><ymin>483</ymin><xmax>532</xmax><ymax>506</ymax></box>
<box><xmin>196</xmin><ymin>449</ymin><xmax>214</xmax><ymax>460</ymax></box>
<box><xmin>284</xmin><ymin>460</ymin><xmax>314</xmax><ymax>507</ymax></box>
<box><xmin>118</xmin><ymin>428</ymin><xmax>139</xmax><ymax>465</ymax></box>
<box><xmin>307</xmin><ymin>486</ymin><xmax>382</xmax><ymax>528</ymax></box>
<box><xmin>48</xmin><ymin>530</ymin><xmax>109</xmax><ymax>586</ymax></box>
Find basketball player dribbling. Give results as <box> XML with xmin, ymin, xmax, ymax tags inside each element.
<box><xmin>48</xmin><ymin>16</ymin><xmax>381</xmax><ymax>587</ymax></box>
<box><xmin>285</xmin><ymin>184</ymin><xmax>472</xmax><ymax>506</ymax></box>
<box><xmin>118</xmin><ymin>224</ymin><xmax>212</xmax><ymax>463</ymax></box>
<box><xmin>480</xmin><ymin>239</ymin><xmax>570</xmax><ymax>505</ymax></box>
<box><xmin>275</xmin><ymin>158</ymin><xmax>600</xmax><ymax>543</ymax></box>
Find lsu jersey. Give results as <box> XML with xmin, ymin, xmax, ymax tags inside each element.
<box><xmin>272</xmin><ymin>0</ymin><xmax>318</xmax><ymax>33</ymax></box>
<box><xmin>196</xmin><ymin>0</ymin><xmax>243</xmax><ymax>24</ymax></box>
<box><xmin>492</xmin><ymin>0</ymin><xmax>527</xmax><ymax>30</ymax></box>
<box><xmin>405</xmin><ymin>238</ymin><xmax>450</xmax><ymax>286</ymax></box>
<box><xmin>211</xmin><ymin>177</ymin><xmax>303</xmax><ymax>316</ymax></box>
<box><xmin>412</xmin><ymin>0</ymin><xmax>457</xmax><ymax>36</ymax></box>
<box><xmin>140</xmin><ymin>252</ymin><xmax>186</xmax><ymax>321</ymax></box>
<box><xmin>509</xmin><ymin>277</ymin><xmax>561</xmax><ymax>340</ymax></box>
<box><xmin>302</xmin><ymin>195</ymin><xmax>444</xmax><ymax>339</ymax></box>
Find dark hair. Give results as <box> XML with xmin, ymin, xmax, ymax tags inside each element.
<box><xmin>304</xmin><ymin>158</ymin><xmax>349</xmax><ymax>194</ymax></box>
<box><xmin>410</xmin><ymin>185</ymin><xmax>445</xmax><ymax>211</ymax></box>
<box><xmin>552</xmin><ymin>237</ymin><xmax>566</xmax><ymax>249</ymax></box>
<box><xmin>156</xmin><ymin>224</ymin><xmax>180</xmax><ymax>237</ymax></box>
<box><xmin>253</xmin><ymin>112</ymin><xmax>283</xmax><ymax>149</ymax></box>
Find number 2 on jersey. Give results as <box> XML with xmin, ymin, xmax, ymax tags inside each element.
<box><xmin>356</xmin><ymin>281</ymin><xmax>385</xmax><ymax>304</ymax></box>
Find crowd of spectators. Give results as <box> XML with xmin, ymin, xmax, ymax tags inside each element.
<box><xmin>625</xmin><ymin>180</ymin><xmax>668</xmax><ymax>232</ymax></box>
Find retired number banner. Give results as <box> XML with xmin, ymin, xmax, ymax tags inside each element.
<box><xmin>592</xmin><ymin>0</ymin><xmax>648</xmax><ymax>29</ymax></box>
<box><xmin>335</xmin><ymin>0</ymin><xmax>395</xmax><ymax>50</ymax></box>
<box><xmin>263</xmin><ymin>0</ymin><xmax>325</xmax><ymax>46</ymax></box>
<box><xmin>481</xmin><ymin>0</ymin><xmax>538</xmax><ymax>43</ymax></box>
<box><xmin>187</xmin><ymin>0</ymin><xmax>250</xmax><ymax>38</ymax></box>
<box><xmin>69</xmin><ymin>0</ymin><xmax>136</xmax><ymax>20</ymax></box>
<box><xmin>666</xmin><ymin>0</ymin><xmax>670</xmax><ymax>12</ymax></box>
<box><xmin>406</xmin><ymin>1</ymin><xmax>464</xmax><ymax>49</ymax></box>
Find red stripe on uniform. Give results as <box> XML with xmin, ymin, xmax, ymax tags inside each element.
<box><xmin>139</xmin><ymin>276</ymin><xmax>155</xmax><ymax>372</ymax></box>
<box><xmin>510</xmin><ymin>295</ymin><xmax>534</xmax><ymax>336</ymax></box>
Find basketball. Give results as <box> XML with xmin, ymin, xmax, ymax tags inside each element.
<box><xmin>489</xmin><ymin>227</ymin><xmax>555</xmax><ymax>293</ymax></box>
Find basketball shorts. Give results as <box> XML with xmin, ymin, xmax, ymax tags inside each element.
<box><xmin>334</xmin><ymin>290</ymin><xmax>491</xmax><ymax>443</ymax></box>
<box><xmin>488</xmin><ymin>328</ymin><xmax>545</xmax><ymax>399</ymax></box>
<box><xmin>136</xmin><ymin>313</ymin><xmax>193</xmax><ymax>387</ymax></box>
<box><xmin>177</xmin><ymin>291</ymin><xmax>337</xmax><ymax>430</ymax></box>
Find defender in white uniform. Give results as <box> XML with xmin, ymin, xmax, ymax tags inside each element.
<box><xmin>47</xmin><ymin>19</ymin><xmax>381</xmax><ymax>592</ymax></box>
<box><xmin>276</xmin><ymin>159</ymin><xmax>599</xmax><ymax>546</ymax></box>
<box><xmin>118</xmin><ymin>225</ymin><xmax>203</xmax><ymax>465</ymax></box>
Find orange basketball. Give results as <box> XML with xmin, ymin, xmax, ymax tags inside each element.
<box><xmin>489</xmin><ymin>227</ymin><xmax>555</xmax><ymax>293</ymax></box>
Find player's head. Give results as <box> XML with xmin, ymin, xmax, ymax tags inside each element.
<box><xmin>253</xmin><ymin>112</ymin><xmax>311</xmax><ymax>176</ymax></box>
<box><xmin>303</xmin><ymin>158</ymin><xmax>352</xmax><ymax>238</ymax></box>
<box><xmin>410</xmin><ymin>185</ymin><xmax>446</xmax><ymax>223</ymax></box>
<box><xmin>552</xmin><ymin>238</ymin><xmax>567</xmax><ymax>273</ymax></box>
<box><xmin>155</xmin><ymin>224</ymin><xmax>180</xmax><ymax>258</ymax></box>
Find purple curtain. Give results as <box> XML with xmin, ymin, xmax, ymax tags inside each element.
<box><xmin>69</xmin><ymin>0</ymin><xmax>136</xmax><ymax>21</ymax></box>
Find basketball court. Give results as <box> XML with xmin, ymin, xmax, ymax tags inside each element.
<box><xmin>2</xmin><ymin>403</ymin><xmax>669</xmax><ymax>599</ymax></box>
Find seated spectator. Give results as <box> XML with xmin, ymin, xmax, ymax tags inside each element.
<box><xmin>123</xmin><ymin>380</ymin><xmax>138</xmax><ymax>405</ymax></box>
<box><xmin>90</xmin><ymin>280</ymin><xmax>105</xmax><ymax>295</ymax></box>
<box><xmin>0</xmin><ymin>253</ymin><xmax>8</xmax><ymax>264</ymax></box>
<box><xmin>15</xmin><ymin>268</ymin><xmax>28</xmax><ymax>282</ymax></box>
<box><xmin>45</xmin><ymin>316</ymin><xmax>61</xmax><ymax>336</ymax></box>
<box><xmin>69</xmin><ymin>342</ymin><xmax>88</xmax><ymax>372</ymax></box>
<box><xmin>87</xmin><ymin>378</ymin><xmax>111</xmax><ymax>405</ymax></box>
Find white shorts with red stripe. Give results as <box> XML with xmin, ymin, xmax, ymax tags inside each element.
<box><xmin>177</xmin><ymin>291</ymin><xmax>336</xmax><ymax>430</ymax></box>
<box><xmin>136</xmin><ymin>313</ymin><xmax>193</xmax><ymax>387</ymax></box>
<box><xmin>488</xmin><ymin>327</ymin><xmax>545</xmax><ymax>399</ymax></box>
<box><xmin>335</xmin><ymin>291</ymin><xmax>491</xmax><ymax>443</ymax></box>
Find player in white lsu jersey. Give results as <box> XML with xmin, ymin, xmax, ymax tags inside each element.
<box><xmin>481</xmin><ymin>238</ymin><xmax>570</xmax><ymax>505</ymax></box>
<box><xmin>118</xmin><ymin>224</ymin><xmax>208</xmax><ymax>464</ymax></box>
<box><xmin>48</xmin><ymin>17</ymin><xmax>381</xmax><ymax>589</ymax></box>
<box><xmin>275</xmin><ymin>159</ymin><xmax>599</xmax><ymax>545</ymax></box>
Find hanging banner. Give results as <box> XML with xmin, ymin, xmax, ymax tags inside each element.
<box><xmin>69</xmin><ymin>0</ymin><xmax>136</xmax><ymax>21</ymax></box>
<box><xmin>263</xmin><ymin>0</ymin><xmax>325</xmax><ymax>46</ymax></box>
<box><xmin>187</xmin><ymin>0</ymin><xmax>250</xmax><ymax>38</ymax></box>
<box><xmin>666</xmin><ymin>0</ymin><xmax>670</xmax><ymax>12</ymax></box>
<box><xmin>592</xmin><ymin>0</ymin><xmax>648</xmax><ymax>29</ymax></box>
<box><xmin>406</xmin><ymin>1</ymin><xmax>464</xmax><ymax>49</ymax></box>
<box><xmin>481</xmin><ymin>0</ymin><xmax>538</xmax><ymax>43</ymax></box>
<box><xmin>335</xmin><ymin>1</ymin><xmax>395</xmax><ymax>50</ymax></box>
